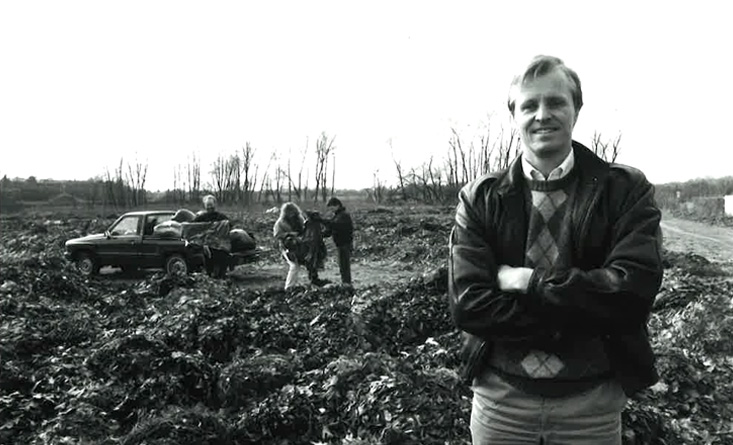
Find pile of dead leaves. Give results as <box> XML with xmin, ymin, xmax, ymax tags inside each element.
<box><xmin>2</xmin><ymin>212</ymin><xmax>733</xmax><ymax>444</ymax></box>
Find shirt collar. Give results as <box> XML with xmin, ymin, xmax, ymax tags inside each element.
<box><xmin>521</xmin><ymin>148</ymin><xmax>575</xmax><ymax>181</ymax></box>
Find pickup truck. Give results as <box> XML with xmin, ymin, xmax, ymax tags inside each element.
<box><xmin>64</xmin><ymin>211</ymin><xmax>206</xmax><ymax>277</ymax></box>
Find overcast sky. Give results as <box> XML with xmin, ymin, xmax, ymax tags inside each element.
<box><xmin>1</xmin><ymin>1</ymin><xmax>730</xmax><ymax>192</ymax></box>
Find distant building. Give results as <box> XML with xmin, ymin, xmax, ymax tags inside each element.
<box><xmin>725</xmin><ymin>195</ymin><xmax>733</xmax><ymax>216</ymax></box>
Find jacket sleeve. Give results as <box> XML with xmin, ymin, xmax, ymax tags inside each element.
<box><xmin>527</xmin><ymin>170</ymin><xmax>663</xmax><ymax>332</ymax></box>
<box><xmin>449</xmin><ymin>179</ymin><xmax>557</xmax><ymax>340</ymax></box>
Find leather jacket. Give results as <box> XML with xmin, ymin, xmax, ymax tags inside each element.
<box><xmin>448</xmin><ymin>141</ymin><xmax>664</xmax><ymax>397</ymax></box>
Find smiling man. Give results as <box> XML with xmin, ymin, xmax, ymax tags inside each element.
<box><xmin>448</xmin><ymin>55</ymin><xmax>664</xmax><ymax>444</ymax></box>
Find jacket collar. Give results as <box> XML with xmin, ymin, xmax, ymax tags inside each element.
<box><xmin>495</xmin><ymin>140</ymin><xmax>609</xmax><ymax>196</ymax></box>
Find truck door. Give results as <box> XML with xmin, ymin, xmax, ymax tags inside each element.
<box><xmin>139</xmin><ymin>213</ymin><xmax>175</xmax><ymax>268</ymax></box>
<box><xmin>98</xmin><ymin>215</ymin><xmax>143</xmax><ymax>266</ymax></box>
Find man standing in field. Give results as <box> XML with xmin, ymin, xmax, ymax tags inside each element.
<box><xmin>448</xmin><ymin>55</ymin><xmax>664</xmax><ymax>444</ymax></box>
<box><xmin>324</xmin><ymin>197</ymin><xmax>354</xmax><ymax>285</ymax></box>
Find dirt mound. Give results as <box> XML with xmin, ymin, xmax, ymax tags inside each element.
<box><xmin>218</xmin><ymin>353</ymin><xmax>302</xmax><ymax>409</ymax></box>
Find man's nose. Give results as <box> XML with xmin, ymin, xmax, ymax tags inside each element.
<box><xmin>535</xmin><ymin>102</ymin><xmax>550</xmax><ymax>121</ymax></box>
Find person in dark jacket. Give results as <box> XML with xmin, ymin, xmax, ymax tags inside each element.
<box><xmin>192</xmin><ymin>195</ymin><xmax>229</xmax><ymax>276</ymax></box>
<box><xmin>325</xmin><ymin>197</ymin><xmax>354</xmax><ymax>285</ymax></box>
<box><xmin>448</xmin><ymin>55</ymin><xmax>663</xmax><ymax>444</ymax></box>
<box><xmin>302</xmin><ymin>211</ymin><xmax>329</xmax><ymax>286</ymax></box>
<box><xmin>193</xmin><ymin>195</ymin><xmax>228</xmax><ymax>223</ymax></box>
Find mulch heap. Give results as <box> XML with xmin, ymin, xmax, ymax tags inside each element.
<box><xmin>0</xmin><ymin>224</ymin><xmax>470</xmax><ymax>444</ymax></box>
<box><xmin>1</xmin><ymin>215</ymin><xmax>733</xmax><ymax>444</ymax></box>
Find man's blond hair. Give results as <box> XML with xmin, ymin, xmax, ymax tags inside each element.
<box><xmin>507</xmin><ymin>55</ymin><xmax>583</xmax><ymax>115</ymax></box>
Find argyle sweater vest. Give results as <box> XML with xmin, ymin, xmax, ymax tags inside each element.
<box><xmin>482</xmin><ymin>169</ymin><xmax>612</xmax><ymax>398</ymax></box>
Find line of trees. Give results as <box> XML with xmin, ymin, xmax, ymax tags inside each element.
<box><xmin>0</xmin><ymin>156</ymin><xmax>150</xmax><ymax>213</ymax></box>
<box><xmin>368</xmin><ymin>121</ymin><xmax>623</xmax><ymax>205</ymax></box>
<box><xmin>0</xmin><ymin>123</ymin><xmax>633</xmax><ymax>213</ymax></box>
<box><xmin>164</xmin><ymin>131</ymin><xmax>337</xmax><ymax>207</ymax></box>
<box><xmin>655</xmin><ymin>177</ymin><xmax>733</xmax><ymax>210</ymax></box>
<box><xmin>385</xmin><ymin>124</ymin><xmax>521</xmax><ymax>204</ymax></box>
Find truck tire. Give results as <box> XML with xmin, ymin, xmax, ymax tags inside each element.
<box><xmin>76</xmin><ymin>252</ymin><xmax>100</xmax><ymax>277</ymax></box>
<box><xmin>165</xmin><ymin>254</ymin><xmax>188</xmax><ymax>277</ymax></box>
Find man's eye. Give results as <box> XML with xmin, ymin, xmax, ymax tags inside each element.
<box><xmin>548</xmin><ymin>98</ymin><xmax>567</xmax><ymax>107</ymax></box>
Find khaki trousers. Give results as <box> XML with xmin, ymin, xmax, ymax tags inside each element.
<box><xmin>470</xmin><ymin>372</ymin><xmax>627</xmax><ymax>445</ymax></box>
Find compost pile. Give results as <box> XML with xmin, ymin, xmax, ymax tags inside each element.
<box><xmin>1</xmin><ymin>210</ymin><xmax>733</xmax><ymax>444</ymax></box>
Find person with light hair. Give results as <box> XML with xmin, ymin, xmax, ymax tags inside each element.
<box><xmin>190</xmin><ymin>194</ymin><xmax>230</xmax><ymax>277</ymax></box>
<box><xmin>449</xmin><ymin>55</ymin><xmax>664</xmax><ymax>444</ymax></box>
<box><xmin>273</xmin><ymin>202</ymin><xmax>307</xmax><ymax>289</ymax></box>
<box><xmin>193</xmin><ymin>195</ymin><xmax>228</xmax><ymax>223</ymax></box>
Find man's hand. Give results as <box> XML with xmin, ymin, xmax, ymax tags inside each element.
<box><xmin>497</xmin><ymin>265</ymin><xmax>534</xmax><ymax>293</ymax></box>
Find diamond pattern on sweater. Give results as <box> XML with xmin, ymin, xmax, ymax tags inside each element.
<box><xmin>521</xmin><ymin>350</ymin><xmax>565</xmax><ymax>378</ymax></box>
<box><xmin>532</xmin><ymin>190</ymin><xmax>568</xmax><ymax>222</ymax></box>
<box><xmin>526</xmin><ymin>226</ymin><xmax>559</xmax><ymax>268</ymax></box>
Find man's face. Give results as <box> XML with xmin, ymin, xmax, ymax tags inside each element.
<box><xmin>511</xmin><ymin>68</ymin><xmax>579</xmax><ymax>161</ymax></box>
<box><xmin>205</xmin><ymin>201</ymin><xmax>216</xmax><ymax>212</ymax></box>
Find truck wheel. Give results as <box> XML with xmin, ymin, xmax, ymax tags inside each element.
<box><xmin>165</xmin><ymin>254</ymin><xmax>188</xmax><ymax>277</ymax></box>
<box><xmin>76</xmin><ymin>252</ymin><xmax>100</xmax><ymax>277</ymax></box>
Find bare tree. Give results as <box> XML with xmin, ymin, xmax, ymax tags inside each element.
<box><xmin>126</xmin><ymin>156</ymin><xmax>148</xmax><ymax>207</ymax></box>
<box><xmin>224</xmin><ymin>153</ymin><xmax>241</xmax><ymax>203</ymax></box>
<box><xmin>444</xmin><ymin>121</ymin><xmax>498</xmax><ymax>190</ymax></box>
<box><xmin>371</xmin><ymin>169</ymin><xmax>386</xmax><ymax>204</ymax></box>
<box><xmin>478</xmin><ymin>123</ymin><xmax>493</xmax><ymax>175</ymax></box>
<box><xmin>393</xmin><ymin>158</ymin><xmax>408</xmax><ymax>201</ymax></box>
<box><xmin>330</xmin><ymin>151</ymin><xmax>336</xmax><ymax>198</ymax></box>
<box><xmin>210</xmin><ymin>155</ymin><xmax>227</xmax><ymax>202</ymax></box>
<box><xmin>241</xmin><ymin>143</ymin><xmax>257</xmax><ymax>206</ymax></box>
<box><xmin>285</xmin><ymin>138</ymin><xmax>309</xmax><ymax>201</ymax></box>
<box><xmin>170</xmin><ymin>152</ymin><xmax>200</xmax><ymax>205</ymax></box>
<box><xmin>187</xmin><ymin>152</ymin><xmax>201</xmax><ymax>204</ymax></box>
<box><xmin>314</xmin><ymin>132</ymin><xmax>336</xmax><ymax>203</ymax></box>
<box><xmin>172</xmin><ymin>164</ymin><xmax>184</xmax><ymax>204</ymax></box>
<box><xmin>389</xmin><ymin>139</ymin><xmax>409</xmax><ymax>201</ymax></box>
<box><xmin>102</xmin><ymin>157</ymin><xmax>144</xmax><ymax>209</ymax></box>
<box><xmin>591</xmin><ymin>131</ymin><xmax>622</xmax><ymax>163</ymax></box>
<box><xmin>257</xmin><ymin>152</ymin><xmax>279</xmax><ymax>204</ymax></box>
<box><xmin>272</xmin><ymin>166</ymin><xmax>284</xmax><ymax>204</ymax></box>
<box><xmin>493</xmin><ymin>126</ymin><xmax>519</xmax><ymax>171</ymax></box>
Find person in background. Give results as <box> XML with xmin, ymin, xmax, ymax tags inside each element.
<box><xmin>324</xmin><ymin>197</ymin><xmax>354</xmax><ymax>285</ymax></box>
<box><xmin>192</xmin><ymin>194</ymin><xmax>229</xmax><ymax>276</ymax></box>
<box><xmin>301</xmin><ymin>210</ymin><xmax>329</xmax><ymax>287</ymax></box>
<box><xmin>193</xmin><ymin>195</ymin><xmax>228</xmax><ymax>222</ymax></box>
<box><xmin>449</xmin><ymin>55</ymin><xmax>664</xmax><ymax>444</ymax></box>
<box><xmin>273</xmin><ymin>202</ymin><xmax>307</xmax><ymax>289</ymax></box>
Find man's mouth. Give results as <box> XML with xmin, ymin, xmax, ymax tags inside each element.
<box><xmin>533</xmin><ymin>127</ymin><xmax>557</xmax><ymax>135</ymax></box>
